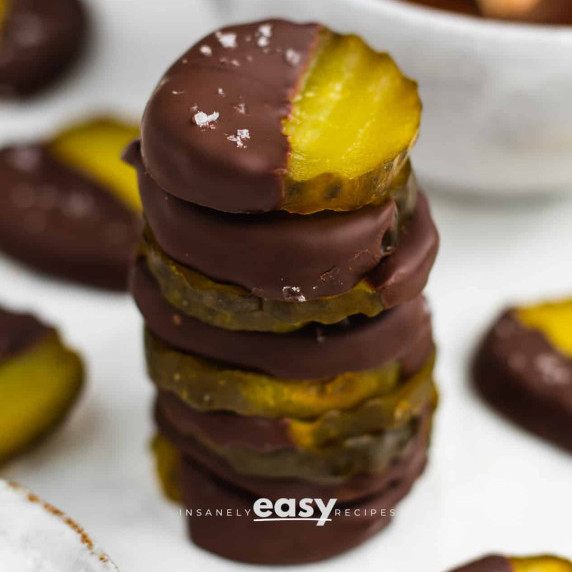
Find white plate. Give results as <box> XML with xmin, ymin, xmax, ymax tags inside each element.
<box><xmin>0</xmin><ymin>1</ymin><xmax>571</xmax><ymax>571</ymax></box>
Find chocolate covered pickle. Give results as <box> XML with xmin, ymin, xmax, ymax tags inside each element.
<box><xmin>145</xmin><ymin>324</ymin><xmax>433</xmax><ymax>419</ymax></box>
<box><xmin>0</xmin><ymin>307</ymin><xmax>83</xmax><ymax>464</ymax></box>
<box><xmin>140</xmin><ymin>191</ymin><xmax>436</xmax><ymax>330</ymax></box>
<box><xmin>155</xmin><ymin>354</ymin><xmax>436</xmax><ymax>450</ymax></box>
<box><xmin>139</xmin><ymin>20</ymin><xmax>421</xmax><ymax>214</ymax></box>
<box><xmin>473</xmin><ymin>299</ymin><xmax>572</xmax><ymax>452</ymax></box>
<box><xmin>154</xmin><ymin>405</ymin><xmax>431</xmax><ymax>505</ymax></box>
<box><xmin>0</xmin><ymin>0</ymin><xmax>87</xmax><ymax>97</ymax></box>
<box><xmin>158</xmin><ymin>406</ymin><xmax>420</xmax><ymax>483</ymax></box>
<box><xmin>449</xmin><ymin>555</ymin><xmax>572</xmax><ymax>572</ymax></box>
<box><xmin>133</xmin><ymin>259</ymin><xmax>431</xmax><ymax>379</ymax></box>
<box><xmin>0</xmin><ymin>118</ymin><xmax>140</xmax><ymax>290</ymax></box>
<box><xmin>177</xmin><ymin>449</ymin><xmax>425</xmax><ymax>565</ymax></box>
<box><xmin>127</xmin><ymin>142</ymin><xmax>425</xmax><ymax>302</ymax></box>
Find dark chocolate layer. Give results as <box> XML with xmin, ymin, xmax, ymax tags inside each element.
<box><xmin>368</xmin><ymin>192</ymin><xmax>439</xmax><ymax>307</ymax></box>
<box><xmin>473</xmin><ymin>310</ymin><xmax>572</xmax><ymax>453</ymax></box>
<box><xmin>159</xmin><ymin>409</ymin><xmax>432</xmax><ymax>503</ymax></box>
<box><xmin>0</xmin><ymin>145</ymin><xmax>140</xmax><ymax>291</ymax></box>
<box><xmin>141</xmin><ymin>20</ymin><xmax>321</xmax><ymax>213</ymax></box>
<box><xmin>179</xmin><ymin>444</ymin><xmax>426</xmax><ymax>565</ymax></box>
<box><xmin>128</xmin><ymin>141</ymin><xmax>403</xmax><ymax>301</ymax></box>
<box><xmin>157</xmin><ymin>391</ymin><xmax>293</xmax><ymax>453</ymax></box>
<box><xmin>448</xmin><ymin>555</ymin><xmax>512</xmax><ymax>572</ymax></box>
<box><xmin>155</xmin><ymin>353</ymin><xmax>435</xmax><ymax>451</ymax></box>
<box><xmin>132</xmin><ymin>258</ymin><xmax>431</xmax><ymax>379</ymax></box>
<box><xmin>0</xmin><ymin>306</ymin><xmax>49</xmax><ymax>364</ymax></box>
<box><xmin>0</xmin><ymin>0</ymin><xmax>87</xmax><ymax>97</ymax></box>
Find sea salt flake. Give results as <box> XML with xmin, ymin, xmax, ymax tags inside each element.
<box><xmin>282</xmin><ymin>286</ymin><xmax>306</xmax><ymax>302</ymax></box>
<box><xmin>199</xmin><ymin>45</ymin><xmax>212</xmax><ymax>56</ymax></box>
<box><xmin>256</xmin><ymin>23</ymin><xmax>273</xmax><ymax>48</ymax></box>
<box><xmin>193</xmin><ymin>110</ymin><xmax>220</xmax><ymax>128</ymax></box>
<box><xmin>217</xmin><ymin>88</ymin><xmax>225</xmax><ymax>96</ymax></box>
<box><xmin>285</xmin><ymin>49</ymin><xmax>301</xmax><ymax>66</ymax></box>
<box><xmin>215</xmin><ymin>31</ymin><xmax>237</xmax><ymax>49</ymax></box>
<box><xmin>227</xmin><ymin>129</ymin><xmax>250</xmax><ymax>149</ymax></box>
<box><xmin>257</xmin><ymin>36</ymin><xmax>270</xmax><ymax>48</ymax></box>
<box><xmin>258</xmin><ymin>23</ymin><xmax>273</xmax><ymax>38</ymax></box>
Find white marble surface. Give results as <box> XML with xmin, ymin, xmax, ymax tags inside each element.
<box><xmin>0</xmin><ymin>1</ymin><xmax>571</xmax><ymax>571</ymax></box>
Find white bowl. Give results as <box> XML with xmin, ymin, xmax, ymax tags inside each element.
<box><xmin>220</xmin><ymin>0</ymin><xmax>572</xmax><ymax>196</ymax></box>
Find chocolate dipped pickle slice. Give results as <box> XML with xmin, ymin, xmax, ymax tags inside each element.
<box><xmin>0</xmin><ymin>0</ymin><xmax>87</xmax><ymax>97</ymax></box>
<box><xmin>155</xmin><ymin>406</ymin><xmax>432</xmax><ymax>503</ymax></box>
<box><xmin>178</xmin><ymin>450</ymin><xmax>426</xmax><ymax>565</ymax></box>
<box><xmin>140</xmin><ymin>19</ymin><xmax>421</xmax><ymax>214</ymax></box>
<box><xmin>141</xmin><ymin>231</ymin><xmax>384</xmax><ymax>333</ymax></box>
<box><xmin>156</xmin><ymin>354</ymin><xmax>436</xmax><ymax>450</ymax></box>
<box><xmin>145</xmin><ymin>322</ymin><xmax>433</xmax><ymax>418</ymax></box>
<box><xmin>139</xmin><ymin>180</ymin><xmax>426</xmax><ymax>331</ymax></box>
<box><xmin>156</xmin><ymin>402</ymin><xmax>420</xmax><ymax>483</ymax></box>
<box><xmin>473</xmin><ymin>298</ymin><xmax>572</xmax><ymax>452</ymax></box>
<box><xmin>449</xmin><ymin>555</ymin><xmax>572</xmax><ymax>572</ymax></box>
<box><xmin>132</xmin><ymin>258</ymin><xmax>432</xmax><ymax>379</ymax></box>
<box><xmin>49</xmin><ymin>118</ymin><xmax>141</xmax><ymax>211</ymax></box>
<box><xmin>0</xmin><ymin>307</ymin><xmax>83</xmax><ymax>464</ymax></box>
<box><xmin>0</xmin><ymin>117</ymin><xmax>141</xmax><ymax>290</ymax></box>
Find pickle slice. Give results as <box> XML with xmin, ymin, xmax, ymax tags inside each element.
<box><xmin>0</xmin><ymin>332</ymin><xmax>83</xmax><ymax>464</ymax></box>
<box><xmin>282</xmin><ymin>31</ymin><xmax>421</xmax><ymax>214</ymax></box>
<box><xmin>48</xmin><ymin>118</ymin><xmax>140</xmax><ymax>211</ymax></box>
<box><xmin>145</xmin><ymin>329</ymin><xmax>402</xmax><ymax>419</ymax></box>
<box><xmin>185</xmin><ymin>418</ymin><xmax>418</xmax><ymax>483</ymax></box>
<box><xmin>288</xmin><ymin>357</ymin><xmax>436</xmax><ymax>448</ymax></box>
<box><xmin>516</xmin><ymin>299</ymin><xmax>572</xmax><ymax>357</ymax></box>
<box><xmin>151</xmin><ymin>434</ymin><xmax>182</xmax><ymax>503</ymax></box>
<box><xmin>511</xmin><ymin>556</ymin><xmax>572</xmax><ymax>572</ymax></box>
<box><xmin>142</xmin><ymin>232</ymin><xmax>385</xmax><ymax>333</ymax></box>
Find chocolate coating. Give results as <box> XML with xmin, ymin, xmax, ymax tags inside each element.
<box><xmin>131</xmin><ymin>258</ymin><xmax>431</xmax><ymax>379</ymax></box>
<box><xmin>368</xmin><ymin>192</ymin><xmax>439</xmax><ymax>307</ymax></box>
<box><xmin>159</xmin><ymin>409</ymin><xmax>432</xmax><ymax>503</ymax></box>
<box><xmin>179</xmin><ymin>445</ymin><xmax>426</xmax><ymax>565</ymax></box>
<box><xmin>155</xmin><ymin>355</ymin><xmax>435</xmax><ymax>451</ymax></box>
<box><xmin>128</xmin><ymin>141</ymin><xmax>402</xmax><ymax>301</ymax></box>
<box><xmin>473</xmin><ymin>310</ymin><xmax>572</xmax><ymax>453</ymax></box>
<box><xmin>0</xmin><ymin>306</ymin><xmax>49</xmax><ymax>364</ymax></box>
<box><xmin>0</xmin><ymin>0</ymin><xmax>87</xmax><ymax>97</ymax></box>
<box><xmin>141</xmin><ymin>20</ymin><xmax>321</xmax><ymax>213</ymax></box>
<box><xmin>0</xmin><ymin>145</ymin><xmax>140</xmax><ymax>290</ymax></box>
<box><xmin>448</xmin><ymin>555</ymin><xmax>512</xmax><ymax>572</ymax></box>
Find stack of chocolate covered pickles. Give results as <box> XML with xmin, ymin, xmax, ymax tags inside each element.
<box><xmin>127</xmin><ymin>19</ymin><xmax>439</xmax><ymax>565</ymax></box>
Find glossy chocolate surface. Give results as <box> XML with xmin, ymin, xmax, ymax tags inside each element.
<box><xmin>141</xmin><ymin>20</ymin><xmax>321</xmax><ymax>213</ymax></box>
<box><xmin>179</xmin><ymin>445</ymin><xmax>426</xmax><ymax>564</ymax></box>
<box><xmin>473</xmin><ymin>310</ymin><xmax>572</xmax><ymax>453</ymax></box>
<box><xmin>132</xmin><ymin>258</ymin><xmax>431</xmax><ymax>379</ymax></box>
<box><xmin>368</xmin><ymin>191</ymin><xmax>439</xmax><ymax>307</ymax></box>
<box><xmin>128</xmin><ymin>140</ymin><xmax>404</xmax><ymax>301</ymax></box>
<box><xmin>0</xmin><ymin>145</ymin><xmax>140</xmax><ymax>290</ymax></box>
<box><xmin>0</xmin><ymin>306</ymin><xmax>48</xmax><ymax>364</ymax></box>
<box><xmin>0</xmin><ymin>0</ymin><xmax>87</xmax><ymax>97</ymax></box>
<box><xmin>162</xmin><ymin>407</ymin><xmax>432</xmax><ymax>503</ymax></box>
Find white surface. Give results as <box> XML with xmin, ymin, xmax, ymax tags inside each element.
<box><xmin>0</xmin><ymin>480</ymin><xmax>118</xmax><ymax>571</ymax></box>
<box><xmin>0</xmin><ymin>1</ymin><xmax>571</xmax><ymax>571</ymax></box>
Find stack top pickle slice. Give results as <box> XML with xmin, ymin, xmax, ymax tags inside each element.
<box><xmin>140</xmin><ymin>19</ymin><xmax>421</xmax><ymax>214</ymax></box>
